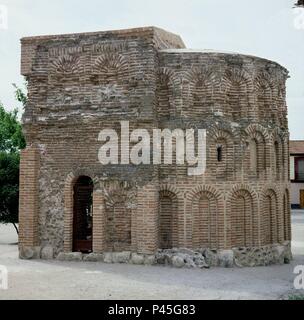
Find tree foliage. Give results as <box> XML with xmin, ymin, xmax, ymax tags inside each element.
<box><xmin>0</xmin><ymin>84</ymin><xmax>27</xmax><ymax>233</ymax></box>
<box><xmin>0</xmin><ymin>152</ymin><xmax>20</xmax><ymax>232</ymax></box>
<box><xmin>13</xmin><ymin>83</ymin><xmax>28</xmax><ymax>107</ymax></box>
<box><xmin>0</xmin><ymin>103</ymin><xmax>26</xmax><ymax>152</ymax></box>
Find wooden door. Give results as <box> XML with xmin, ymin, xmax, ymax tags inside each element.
<box><xmin>300</xmin><ymin>190</ymin><xmax>304</xmax><ymax>209</ymax></box>
<box><xmin>73</xmin><ymin>177</ymin><xmax>93</xmax><ymax>253</ymax></box>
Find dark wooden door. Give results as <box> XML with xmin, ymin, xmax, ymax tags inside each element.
<box><xmin>300</xmin><ymin>190</ymin><xmax>304</xmax><ymax>209</ymax></box>
<box><xmin>73</xmin><ymin>178</ymin><xmax>93</xmax><ymax>253</ymax></box>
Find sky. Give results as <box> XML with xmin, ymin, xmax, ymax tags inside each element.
<box><xmin>0</xmin><ymin>0</ymin><xmax>303</xmax><ymax>139</ymax></box>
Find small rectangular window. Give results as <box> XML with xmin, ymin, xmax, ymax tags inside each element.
<box><xmin>295</xmin><ymin>157</ymin><xmax>304</xmax><ymax>181</ymax></box>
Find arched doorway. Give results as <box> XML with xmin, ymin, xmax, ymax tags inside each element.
<box><xmin>159</xmin><ymin>190</ymin><xmax>178</xmax><ymax>249</ymax></box>
<box><xmin>73</xmin><ymin>176</ymin><xmax>93</xmax><ymax>253</ymax></box>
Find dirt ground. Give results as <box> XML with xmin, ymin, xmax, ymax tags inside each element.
<box><xmin>0</xmin><ymin>211</ymin><xmax>303</xmax><ymax>300</ymax></box>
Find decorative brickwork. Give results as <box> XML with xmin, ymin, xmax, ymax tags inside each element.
<box><xmin>18</xmin><ymin>27</ymin><xmax>291</xmax><ymax>267</ymax></box>
<box><xmin>19</xmin><ymin>146</ymin><xmax>40</xmax><ymax>252</ymax></box>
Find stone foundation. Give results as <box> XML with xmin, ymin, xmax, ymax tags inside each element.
<box><xmin>20</xmin><ymin>242</ymin><xmax>292</xmax><ymax>269</ymax></box>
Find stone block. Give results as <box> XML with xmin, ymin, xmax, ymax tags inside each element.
<box><xmin>171</xmin><ymin>255</ymin><xmax>185</xmax><ymax>268</ymax></box>
<box><xmin>112</xmin><ymin>251</ymin><xmax>131</xmax><ymax>264</ymax></box>
<box><xmin>144</xmin><ymin>255</ymin><xmax>156</xmax><ymax>265</ymax></box>
<box><xmin>83</xmin><ymin>253</ymin><xmax>104</xmax><ymax>262</ymax></box>
<box><xmin>56</xmin><ymin>252</ymin><xmax>83</xmax><ymax>261</ymax></box>
<box><xmin>203</xmin><ymin>249</ymin><xmax>219</xmax><ymax>267</ymax></box>
<box><xmin>131</xmin><ymin>253</ymin><xmax>145</xmax><ymax>265</ymax></box>
<box><xmin>19</xmin><ymin>246</ymin><xmax>41</xmax><ymax>260</ymax></box>
<box><xmin>41</xmin><ymin>246</ymin><xmax>54</xmax><ymax>260</ymax></box>
<box><xmin>103</xmin><ymin>252</ymin><xmax>113</xmax><ymax>263</ymax></box>
<box><xmin>218</xmin><ymin>250</ymin><xmax>234</xmax><ymax>268</ymax></box>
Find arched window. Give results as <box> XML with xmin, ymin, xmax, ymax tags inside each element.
<box><xmin>281</xmin><ymin>140</ymin><xmax>286</xmax><ymax>180</ymax></box>
<box><xmin>157</xmin><ymin>74</ymin><xmax>170</xmax><ymax>119</ymax></box>
<box><xmin>214</xmin><ymin>137</ymin><xmax>230</xmax><ymax>179</ymax></box>
<box><xmin>249</xmin><ymin>139</ymin><xmax>258</xmax><ymax>174</ymax></box>
<box><xmin>263</xmin><ymin>190</ymin><xmax>278</xmax><ymax>245</ymax></box>
<box><xmin>274</xmin><ymin>141</ymin><xmax>280</xmax><ymax>180</ymax></box>
<box><xmin>159</xmin><ymin>191</ymin><xmax>178</xmax><ymax>249</ymax></box>
<box><xmin>231</xmin><ymin>190</ymin><xmax>254</xmax><ymax>247</ymax></box>
<box><xmin>247</xmin><ymin>131</ymin><xmax>266</xmax><ymax>177</ymax></box>
<box><xmin>227</xmin><ymin>81</ymin><xmax>243</xmax><ymax>120</ymax></box>
<box><xmin>192</xmin><ymin>191</ymin><xmax>218</xmax><ymax>249</ymax></box>
<box><xmin>217</xmin><ymin>146</ymin><xmax>223</xmax><ymax>162</ymax></box>
<box><xmin>106</xmin><ymin>202</ymin><xmax>132</xmax><ymax>252</ymax></box>
<box><xmin>283</xmin><ymin>191</ymin><xmax>291</xmax><ymax>241</ymax></box>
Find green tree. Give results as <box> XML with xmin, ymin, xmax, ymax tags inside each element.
<box><xmin>0</xmin><ymin>84</ymin><xmax>26</xmax><ymax>234</ymax></box>
<box><xmin>13</xmin><ymin>83</ymin><xmax>28</xmax><ymax>107</ymax></box>
<box><xmin>0</xmin><ymin>104</ymin><xmax>26</xmax><ymax>152</ymax></box>
<box><xmin>0</xmin><ymin>152</ymin><xmax>20</xmax><ymax>234</ymax></box>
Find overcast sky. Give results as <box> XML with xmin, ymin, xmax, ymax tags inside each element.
<box><xmin>0</xmin><ymin>0</ymin><xmax>303</xmax><ymax>139</ymax></box>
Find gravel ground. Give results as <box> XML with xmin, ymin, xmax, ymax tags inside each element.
<box><xmin>0</xmin><ymin>211</ymin><xmax>303</xmax><ymax>300</ymax></box>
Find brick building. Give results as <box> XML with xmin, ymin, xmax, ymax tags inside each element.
<box><xmin>19</xmin><ymin>27</ymin><xmax>292</xmax><ymax>267</ymax></box>
<box><xmin>290</xmin><ymin>140</ymin><xmax>304</xmax><ymax>209</ymax></box>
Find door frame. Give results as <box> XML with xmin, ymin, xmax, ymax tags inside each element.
<box><xmin>72</xmin><ymin>176</ymin><xmax>93</xmax><ymax>253</ymax></box>
<box><xmin>300</xmin><ymin>190</ymin><xmax>304</xmax><ymax>209</ymax></box>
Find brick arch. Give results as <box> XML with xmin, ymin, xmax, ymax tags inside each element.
<box><xmin>159</xmin><ymin>189</ymin><xmax>179</xmax><ymax>249</ymax></box>
<box><xmin>254</xmin><ymin>71</ymin><xmax>275</xmax><ymax>121</ymax></box>
<box><xmin>283</xmin><ymin>188</ymin><xmax>291</xmax><ymax>241</ymax></box>
<box><xmin>158</xmin><ymin>67</ymin><xmax>181</xmax><ymax>84</ymax></box>
<box><xmin>207</xmin><ymin>128</ymin><xmax>235</xmax><ymax>180</ymax></box>
<box><xmin>92</xmin><ymin>53</ymin><xmax>128</xmax><ymax>80</ymax></box>
<box><xmin>230</xmin><ymin>184</ymin><xmax>259</xmax><ymax>198</ymax></box>
<box><xmin>184</xmin><ymin>67</ymin><xmax>219</xmax><ymax>117</ymax></box>
<box><xmin>261</xmin><ymin>187</ymin><xmax>280</xmax><ymax>245</ymax></box>
<box><xmin>244</xmin><ymin>124</ymin><xmax>269</xmax><ymax>177</ymax></box>
<box><xmin>101</xmin><ymin>181</ymin><xmax>137</xmax><ymax>209</ymax></box>
<box><xmin>282</xmin><ymin>133</ymin><xmax>290</xmax><ymax>181</ymax></box>
<box><xmin>227</xmin><ymin>185</ymin><xmax>258</xmax><ymax>247</ymax></box>
<box><xmin>245</xmin><ymin>124</ymin><xmax>270</xmax><ymax>142</ymax></box>
<box><xmin>271</xmin><ymin>127</ymin><xmax>286</xmax><ymax>144</ymax></box>
<box><xmin>50</xmin><ymin>54</ymin><xmax>83</xmax><ymax>75</ymax></box>
<box><xmin>208</xmin><ymin>126</ymin><xmax>235</xmax><ymax>141</ymax></box>
<box><xmin>63</xmin><ymin>172</ymin><xmax>97</xmax><ymax>252</ymax></box>
<box><xmin>156</xmin><ymin>67</ymin><xmax>180</xmax><ymax>118</ymax></box>
<box><xmin>99</xmin><ymin>181</ymin><xmax>137</xmax><ymax>252</ymax></box>
<box><xmin>185</xmin><ymin>185</ymin><xmax>224</xmax><ymax>249</ymax></box>
<box><xmin>159</xmin><ymin>183</ymin><xmax>182</xmax><ymax>197</ymax></box>
<box><xmin>222</xmin><ymin>67</ymin><xmax>254</xmax><ymax>120</ymax></box>
<box><xmin>276</xmin><ymin>129</ymin><xmax>289</xmax><ymax>178</ymax></box>
<box><xmin>275</xmin><ymin>77</ymin><xmax>288</xmax><ymax>126</ymax></box>
<box><xmin>186</xmin><ymin>185</ymin><xmax>222</xmax><ymax>201</ymax></box>
<box><xmin>191</xmin><ymin>189</ymin><xmax>220</xmax><ymax>249</ymax></box>
<box><xmin>271</xmin><ymin>128</ymin><xmax>285</xmax><ymax>181</ymax></box>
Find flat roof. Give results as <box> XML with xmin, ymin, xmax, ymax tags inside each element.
<box><xmin>20</xmin><ymin>26</ymin><xmax>185</xmax><ymax>46</ymax></box>
<box><xmin>290</xmin><ymin>140</ymin><xmax>304</xmax><ymax>154</ymax></box>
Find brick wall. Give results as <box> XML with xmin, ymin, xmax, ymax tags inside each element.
<box><xmin>18</xmin><ymin>146</ymin><xmax>40</xmax><ymax>248</ymax></box>
<box><xmin>19</xmin><ymin>27</ymin><xmax>291</xmax><ymax>258</ymax></box>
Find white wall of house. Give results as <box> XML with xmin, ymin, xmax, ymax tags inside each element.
<box><xmin>290</xmin><ymin>156</ymin><xmax>295</xmax><ymax>180</ymax></box>
<box><xmin>291</xmin><ymin>182</ymin><xmax>304</xmax><ymax>205</ymax></box>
